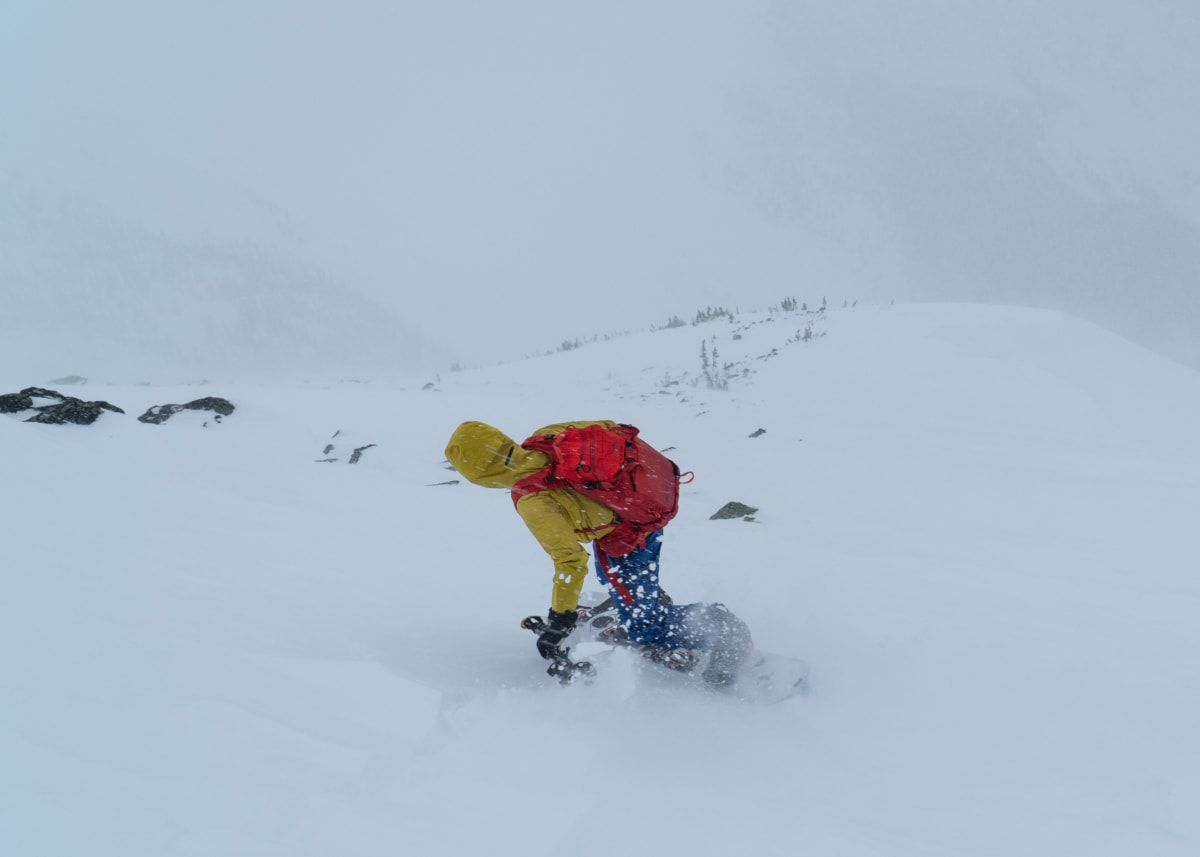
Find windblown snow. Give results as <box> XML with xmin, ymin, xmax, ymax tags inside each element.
<box><xmin>3</xmin><ymin>303</ymin><xmax>1199</xmax><ymax>856</ymax></box>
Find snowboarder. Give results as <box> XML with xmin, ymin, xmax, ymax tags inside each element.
<box><xmin>444</xmin><ymin>420</ymin><xmax>753</xmax><ymax>684</ymax></box>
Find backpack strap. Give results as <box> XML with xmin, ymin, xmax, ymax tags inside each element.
<box><xmin>511</xmin><ymin>467</ymin><xmax>556</xmax><ymax>505</ymax></box>
<box><xmin>509</xmin><ymin>432</ymin><xmax>559</xmax><ymax>506</ymax></box>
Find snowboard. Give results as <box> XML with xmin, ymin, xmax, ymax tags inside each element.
<box><xmin>522</xmin><ymin>596</ymin><xmax>809</xmax><ymax>705</ymax></box>
<box><xmin>719</xmin><ymin>648</ymin><xmax>810</xmax><ymax>705</ymax></box>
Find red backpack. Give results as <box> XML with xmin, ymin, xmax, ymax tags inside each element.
<box><xmin>511</xmin><ymin>423</ymin><xmax>689</xmax><ymax>555</ymax></box>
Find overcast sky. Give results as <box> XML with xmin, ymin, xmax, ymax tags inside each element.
<box><xmin>3</xmin><ymin>1</ymin><xmax>1198</xmax><ymax>375</ymax></box>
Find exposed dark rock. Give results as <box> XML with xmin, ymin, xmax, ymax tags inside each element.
<box><xmin>749</xmin><ymin>428</ymin><xmax>767</xmax><ymax>438</ymax></box>
<box><xmin>138</xmin><ymin>397</ymin><xmax>235</xmax><ymax>425</ymax></box>
<box><xmin>710</xmin><ymin>501</ymin><xmax>759</xmax><ymax>521</ymax></box>
<box><xmin>1</xmin><ymin>387</ymin><xmax>125</xmax><ymax>424</ymax></box>
<box><xmin>317</xmin><ymin>431</ymin><xmax>377</xmax><ymax>464</ymax></box>
<box><xmin>26</xmin><ymin>400</ymin><xmax>124</xmax><ymax>425</ymax></box>
<box><xmin>0</xmin><ymin>391</ymin><xmax>33</xmax><ymax>413</ymax></box>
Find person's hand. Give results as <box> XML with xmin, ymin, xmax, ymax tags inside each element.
<box><xmin>536</xmin><ymin>609</ymin><xmax>578</xmax><ymax>660</ymax></box>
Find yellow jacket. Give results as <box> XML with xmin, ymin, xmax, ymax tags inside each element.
<box><xmin>445</xmin><ymin>420</ymin><xmax>618</xmax><ymax>613</ymax></box>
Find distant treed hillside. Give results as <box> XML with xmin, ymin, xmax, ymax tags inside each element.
<box><xmin>0</xmin><ymin>203</ymin><xmax>435</xmax><ymax>382</ymax></box>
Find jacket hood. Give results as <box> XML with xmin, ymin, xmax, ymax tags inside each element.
<box><xmin>445</xmin><ymin>421</ymin><xmax>548</xmax><ymax>489</ymax></box>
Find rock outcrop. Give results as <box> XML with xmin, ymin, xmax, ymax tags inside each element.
<box><xmin>0</xmin><ymin>387</ymin><xmax>125</xmax><ymax>425</ymax></box>
<box><xmin>138</xmin><ymin>397</ymin><xmax>235</xmax><ymax>425</ymax></box>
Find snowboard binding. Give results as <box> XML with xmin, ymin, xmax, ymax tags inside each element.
<box><xmin>519</xmin><ymin>615</ymin><xmax>597</xmax><ymax>686</ymax></box>
<box><xmin>576</xmin><ymin>598</ymin><xmax>699</xmax><ymax>674</ymax></box>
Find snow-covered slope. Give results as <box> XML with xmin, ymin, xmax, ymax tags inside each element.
<box><xmin>3</xmin><ymin>303</ymin><xmax>1199</xmax><ymax>855</ymax></box>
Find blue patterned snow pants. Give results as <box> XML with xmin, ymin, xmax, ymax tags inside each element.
<box><xmin>592</xmin><ymin>529</ymin><xmax>719</xmax><ymax>651</ymax></box>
